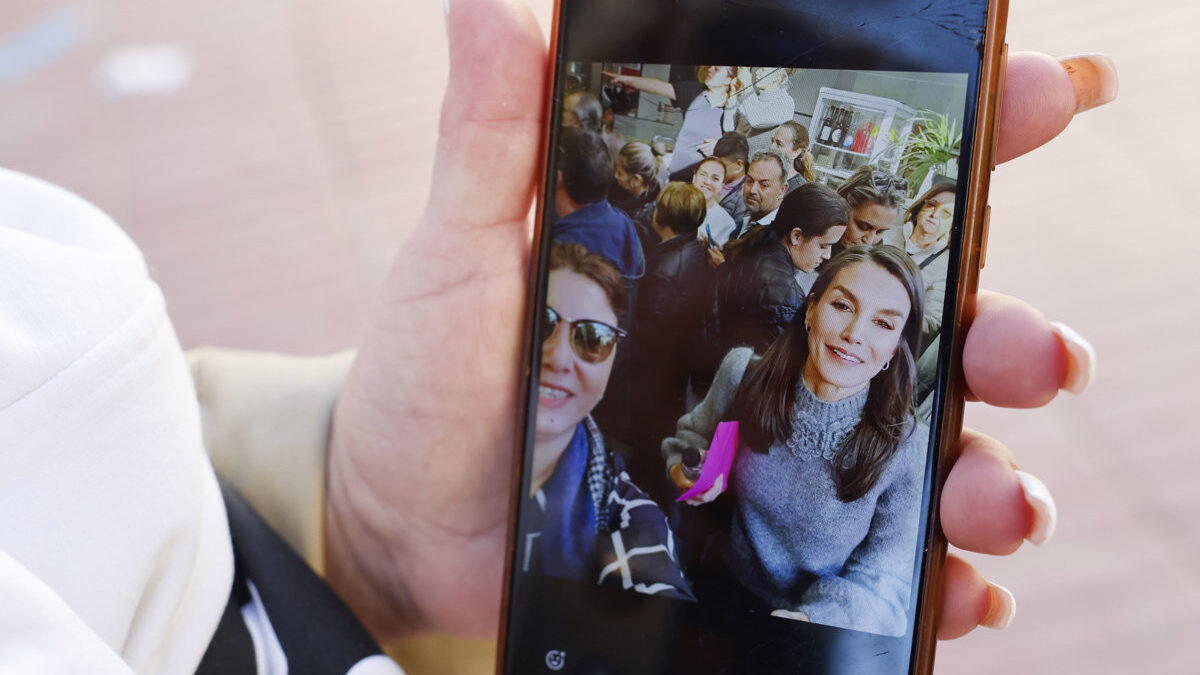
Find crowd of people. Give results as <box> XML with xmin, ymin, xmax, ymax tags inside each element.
<box><xmin>527</xmin><ymin>65</ymin><xmax>962</xmax><ymax>636</ymax></box>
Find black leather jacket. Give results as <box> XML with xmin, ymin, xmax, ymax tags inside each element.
<box><xmin>628</xmin><ymin>234</ymin><xmax>715</xmax><ymax>480</ymax></box>
<box><xmin>636</xmin><ymin>234</ymin><xmax>715</xmax><ymax>336</ymax></box>
<box><xmin>713</xmin><ymin>234</ymin><xmax>804</xmax><ymax>358</ymax></box>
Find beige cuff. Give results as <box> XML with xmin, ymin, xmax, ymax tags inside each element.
<box><xmin>186</xmin><ymin>347</ymin><xmax>356</xmax><ymax>575</ymax></box>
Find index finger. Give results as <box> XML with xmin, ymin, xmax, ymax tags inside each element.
<box><xmin>995</xmin><ymin>52</ymin><xmax>1117</xmax><ymax>164</ymax></box>
<box><xmin>962</xmin><ymin>291</ymin><xmax>1095</xmax><ymax>407</ymax></box>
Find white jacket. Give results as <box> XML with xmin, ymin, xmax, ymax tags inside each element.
<box><xmin>0</xmin><ymin>168</ymin><xmax>232</xmax><ymax>674</ymax></box>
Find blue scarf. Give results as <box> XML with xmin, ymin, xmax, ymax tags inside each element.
<box><xmin>539</xmin><ymin>423</ymin><xmax>599</xmax><ymax>578</ymax></box>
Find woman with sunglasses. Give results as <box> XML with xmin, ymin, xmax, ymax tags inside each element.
<box><xmin>665</xmin><ymin>245</ymin><xmax>926</xmax><ymax>636</ymax></box>
<box><xmin>527</xmin><ymin>242</ymin><xmax>693</xmax><ymax>600</ymax></box>
<box><xmin>834</xmin><ymin>166</ymin><xmax>907</xmax><ymax>251</ymax></box>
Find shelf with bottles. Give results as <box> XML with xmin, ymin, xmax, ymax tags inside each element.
<box><xmin>808</xmin><ymin>87</ymin><xmax>916</xmax><ymax>186</ymax></box>
<box><xmin>811</xmin><ymin>141</ymin><xmax>873</xmax><ymax>157</ymax></box>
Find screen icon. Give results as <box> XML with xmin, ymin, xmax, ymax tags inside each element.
<box><xmin>544</xmin><ymin>649</ymin><xmax>567</xmax><ymax>671</ymax></box>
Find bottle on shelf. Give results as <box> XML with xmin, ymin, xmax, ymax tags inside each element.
<box><xmin>851</xmin><ymin>118</ymin><xmax>872</xmax><ymax>154</ymax></box>
<box><xmin>833</xmin><ymin>111</ymin><xmax>855</xmax><ymax>170</ymax></box>
<box><xmin>865</xmin><ymin>122</ymin><xmax>880</xmax><ymax>154</ymax></box>
<box><xmin>829</xmin><ymin>107</ymin><xmax>846</xmax><ymax>146</ymax></box>
<box><xmin>818</xmin><ymin>106</ymin><xmax>834</xmax><ymax>144</ymax></box>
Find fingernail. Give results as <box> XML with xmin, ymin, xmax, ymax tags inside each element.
<box><xmin>1015</xmin><ymin>470</ymin><xmax>1058</xmax><ymax>546</ymax></box>
<box><xmin>1059</xmin><ymin>54</ymin><xmax>1118</xmax><ymax>114</ymax></box>
<box><xmin>1050</xmin><ymin>321</ymin><xmax>1096</xmax><ymax>394</ymax></box>
<box><xmin>981</xmin><ymin>582</ymin><xmax>1016</xmax><ymax>630</ymax></box>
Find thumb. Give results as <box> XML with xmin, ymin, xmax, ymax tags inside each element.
<box><xmin>427</xmin><ymin>0</ymin><xmax>547</xmax><ymax>230</ymax></box>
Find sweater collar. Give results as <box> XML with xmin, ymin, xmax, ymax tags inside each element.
<box><xmin>796</xmin><ymin>377</ymin><xmax>870</xmax><ymax>420</ymax></box>
<box><xmin>783</xmin><ymin>377</ymin><xmax>871</xmax><ymax>464</ymax></box>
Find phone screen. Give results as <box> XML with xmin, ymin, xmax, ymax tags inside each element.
<box><xmin>505</xmin><ymin>1</ymin><xmax>1001</xmax><ymax>672</ymax></box>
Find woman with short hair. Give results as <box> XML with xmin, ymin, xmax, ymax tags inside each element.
<box><xmin>604</xmin><ymin>66</ymin><xmax>740</xmax><ymax>178</ymax></box>
<box><xmin>527</xmin><ymin>242</ymin><xmax>693</xmax><ymax>600</ymax></box>
<box><xmin>629</xmin><ymin>183</ymin><xmax>717</xmax><ymax>482</ymax></box>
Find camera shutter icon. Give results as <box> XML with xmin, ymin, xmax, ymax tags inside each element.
<box><xmin>544</xmin><ymin>649</ymin><xmax>567</xmax><ymax>671</ymax></box>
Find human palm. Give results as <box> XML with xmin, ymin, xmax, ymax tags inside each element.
<box><xmin>325</xmin><ymin>0</ymin><xmax>1113</xmax><ymax>645</ymax></box>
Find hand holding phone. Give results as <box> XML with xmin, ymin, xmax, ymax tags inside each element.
<box><xmin>504</xmin><ymin>0</ymin><xmax>1021</xmax><ymax>671</ymax></box>
<box><xmin>314</xmin><ymin>0</ymin><xmax>1112</xmax><ymax>663</ymax></box>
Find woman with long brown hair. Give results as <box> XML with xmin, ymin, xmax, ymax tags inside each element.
<box><xmin>664</xmin><ymin>245</ymin><xmax>927</xmax><ymax>636</ymax></box>
<box><xmin>711</xmin><ymin>182</ymin><xmax>850</xmax><ymax>358</ymax></box>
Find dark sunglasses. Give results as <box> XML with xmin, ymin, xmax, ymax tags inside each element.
<box><xmin>871</xmin><ymin>171</ymin><xmax>908</xmax><ymax>195</ymax></box>
<box><xmin>542</xmin><ymin>305</ymin><xmax>627</xmax><ymax>364</ymax></box>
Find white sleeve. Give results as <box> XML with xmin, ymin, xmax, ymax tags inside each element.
<box><xmin>0</xmin><ymin>168</ymin><xmax>232</xmax><ymax>674</ymax></box>
<box><xmin>737</xmin><ymin>90</ymin><xmax>796</xmax><ymax>130</ymax></box>
<box><xmin>0</xmin><ymin>549</ymin><xmax>136</xmax><ymax>674</ymax></box>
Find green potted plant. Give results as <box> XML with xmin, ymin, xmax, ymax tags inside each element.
<box><xmin>899</xmin><ymin>110</ymin><xmax>961</xmax><ymax>197</ymax></box>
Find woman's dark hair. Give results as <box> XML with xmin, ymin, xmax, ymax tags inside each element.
<box><xmin>904</xmin><ymin>181</ymin><xmax>957</xmax><ymax>225</ymax></box>
<box><xmin>558</xmin><ymin>127</ymin><xmax>613</xmax><ymax>205</ymax></box>
<box><xmin>838</xmin><ymin>165</ymin><xmax>907</xmax><ymax>213</ymax></box>
<box><xmin>712</xmin><ymin>131</ymin><xmax>749</xmax><ymax>167</ymax></box>
<box><xmin>549</xmin><ymin>242</ymin><xmax>628</xmax><ymax>322</ymax></box>
<box><xmin>777</xmin><ymin>121</ymin><xmax>815</xmax><ymax>182</ymax></box>
<box><xmin>723</xmin><ymin>182</ymin><xmax>850</xmax><ymax>263</ymax></box>
<box><xmin>730</xmin><ymin>245</ymin><xmax>925</xmax><ymax>502</ymax></box>
<box><xmin>770</xmin><ymin>182</ymin><xmax>851</xmax><ymax>242</ymax></box>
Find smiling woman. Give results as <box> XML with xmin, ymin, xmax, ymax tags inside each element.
<box><xmin>691</xmin><ymin>157</ymin><xmax>739</xmax><ymax>246</ymax></box>
<box><xmin>664</xmin><ymin>245</ymin><xmax>928</xmax><ymax>635</ymax></box>
<box><xmin>526</xmin><ymin>242</ymin><xmax>694</xmax><ymax>601</ymax></box>
<box><xmin>803</xmin><ymin>259</ymin><xmax>913</xmax><ymax>401</ymax></box>
<box><xmin>884</xmin><ymin>181</ymin><xmax>956</xmax><ymax>342</ymax></box>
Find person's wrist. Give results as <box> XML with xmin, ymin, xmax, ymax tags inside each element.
<box><xmin>324</xmin><ymin>430</ymin><xmax>416</xmax><ymax>643</ymax></box>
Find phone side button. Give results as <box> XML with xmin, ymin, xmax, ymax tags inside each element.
<box><xmin>978</xmin><ymin>205</ymin><xmax>992</xmax><ymax>269</ymax></box>
<box><xmin>991</xmin><ymin>43</ymin><xmax>1009</xmax><ymax>172</ymax></box>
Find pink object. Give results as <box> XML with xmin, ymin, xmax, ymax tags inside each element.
<box><xmin>677</xmin><ymin>421</ymin><xmax>739</xmax><ymax>502</ymax></box>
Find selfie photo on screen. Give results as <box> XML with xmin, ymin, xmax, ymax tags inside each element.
<box><xmin>522</xmin><ymin>61</ymin><xmax>968</xmax><ymax>638</ymax></box>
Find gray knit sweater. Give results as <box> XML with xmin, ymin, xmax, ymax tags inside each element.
<box><xmin>663</xmin><ymin>348</ymin><xmax>927</xmax><ymax>636</ymax></box>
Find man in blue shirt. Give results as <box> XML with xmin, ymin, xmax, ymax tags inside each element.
<box><xmin>551</xmin><ymin>127</ymin><xmax>645</xmax><ymax>280</ymax></box>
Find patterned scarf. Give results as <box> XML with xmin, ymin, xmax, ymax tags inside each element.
<box><xmin>539</xmin><ymin>418</ymin><xmax>612</xmax><ymax>576</ymax></box>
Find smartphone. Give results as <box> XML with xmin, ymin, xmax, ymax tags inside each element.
<box><xmin>502</xmin><ymin>1</ymin><xmax>1007</xmax><ymax>672</ymax></box>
